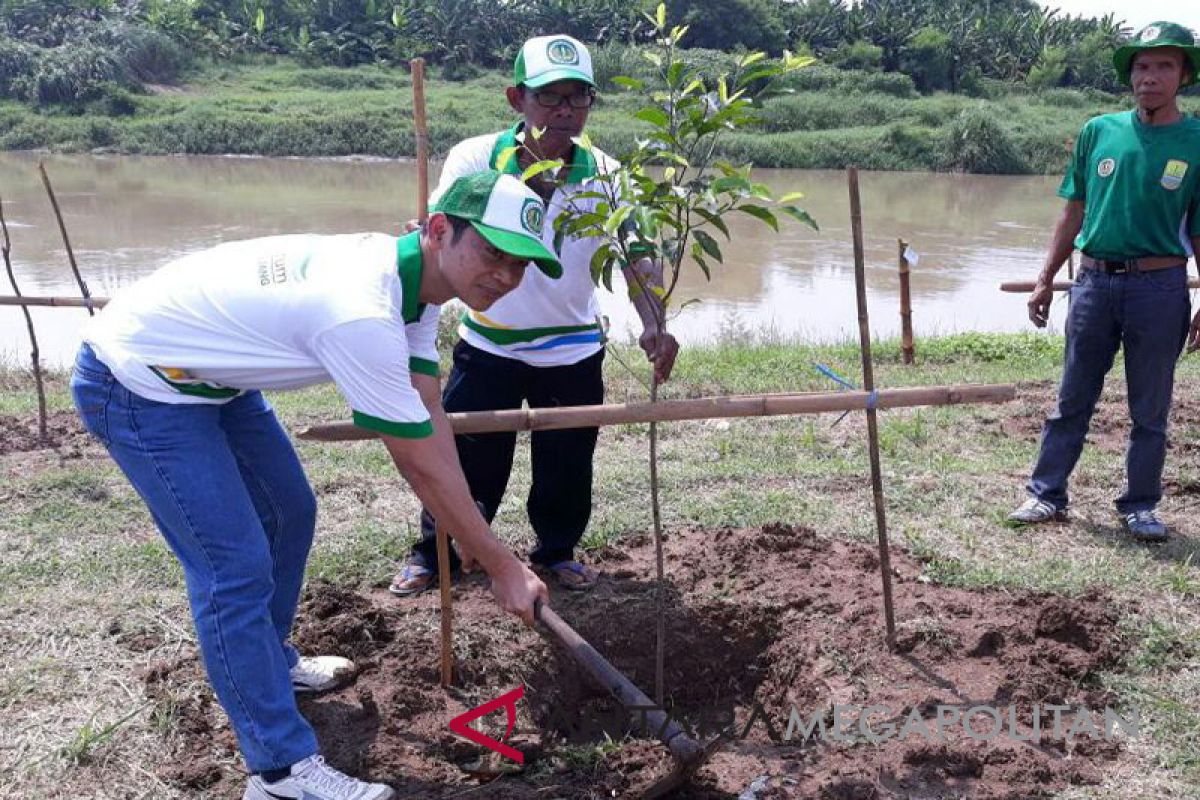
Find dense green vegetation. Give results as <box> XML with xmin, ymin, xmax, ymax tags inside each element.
<box><xmin>1</xmin><ymin>1</ymin><xmax>1198</xmax><ymax>172</ymax></box>
<box><xmin>2</xmin><ymin>57</ymin><xmax>1197</xmax><ymax>172</ymax></box>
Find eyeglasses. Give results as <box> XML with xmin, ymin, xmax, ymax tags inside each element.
<box><xmin>531</xmin><ymin>88</ymin><xmax>597</xmax><ymax>109</ymax></box>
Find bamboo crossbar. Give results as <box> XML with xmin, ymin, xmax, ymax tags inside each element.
<box><xmin>299</xmin><ymin>384</ymin><xmax>1014</xmax><ymax>441</ymax></box>
<box><xmin>1001</xmin><ymin>279</ymin><xmax>1200</xmax><ymax>293</ymax></box>
<box><xmin>0</xmin><ymin>294</ymin><xmax>109</xmax><ymax>308</ymax></box>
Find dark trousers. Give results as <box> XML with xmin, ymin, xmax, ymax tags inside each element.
<box><xmin>1027</xmin><ymin>265</ymin><xmax>1190</xmax><ymax>514</ymax></box>
<box><xmin>411</xmin><ymin>340</ymin><xmax>604</xmax><ymax>570</ymax></box>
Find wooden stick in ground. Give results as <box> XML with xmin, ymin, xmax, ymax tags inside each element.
<box><xmin>299</xmin><ymin>384</ymin><xmax>1015</xmax><ymax>441</ymax></box>
<box><xmin>434</xmin><ymin>524</ymin><xmax>454</xmax><ymax>687</ymax></box>
<box><xmin>898</xmin><ymin>238</ymin><xmax>914</xmax><ymax>365</ymax></box>
<box><xmin>0</xmin><ymin>294</ymin><xmax>111</xmax><ymax>308</ymax></box>
<box><xmin>38</xmin><ymin>162</ymin><xmax>95</xmax><ymax>316</ymax></box>
<box><xmin>410</xmin><ymin>58</ymin><xmax>430</xmax><ymax>222</ymax></box>
<box><xmin>0</xmin><ymin>196</ymin><xmax>48</xmax><ymax>439</ymax></box>
<box><xmin>410</xmin><ymin>55</ymin><xmax>453</xmax><ymax>685</ymax></box>
<box><xmin>847</xmin><ymin>167</ymin><xmax>897</xmax><ymax>647</ymax></box>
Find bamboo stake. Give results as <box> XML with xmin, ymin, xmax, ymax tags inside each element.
<box><xmin>299</xmin><ymin>385</ymin><xmax>1014</xmax><ymax>441</ymax></box>
<box><xmin>38</xmin><ymin>162</ymin><xmax>95</xmax><ymax>316</ymax></box>
<box><xmin>434</xmin><ymin>523</ymin><xmax>454</xmax><ymax>687</ymax></box>
<box><xmin>411</xmin><ymin>58</ymin><xmax>430</xmax><ymax>222</ymax></box>
<box><xmin>847</xmin><ymin>167</ymin><xmax>897</xmax><ymax>648</ymax></box>
<box><xmin>411</xmin><ymin>55</ymin><xmax>454</xmax><ymax>686</ymax></box>
<box><xmin>0</xmin><ymin>295</ymin><xmax>110</xmax><ymax>308</ymax></box>
<box><xmin>0</xmin><ymin>196</ymin><xmax>48</xmax><ymax>439</ymax></box>
<box><xmin>898</xmin><ymin>238</ymin><xmax>914</xmax><ymax>365</ymax></box>
<box><xmin>1000</xmin><ymin>279</ymin><xmax>1200</xmax><ymax>293</ymax></box>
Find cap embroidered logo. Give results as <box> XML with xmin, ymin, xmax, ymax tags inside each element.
<box><xmin>1161</xmin><ymin>159</ymin><xmax>1188</xmax><ymax>190</ymax></box>
<box><xmin>1097</xmin><ymin>158</ymin><xmax>1116</xmax><ymax>178</ymax></box>
<box><xmin>521</xmin><ymin>198</ymin><xmax>545</xmax><ymax>236</ymax></box>
<box><xmin>1141</xmin><ymin>25</ymin><xmax>1161</xmax><ymax>42</ymax></box>
<box><xmin>546</xmin><ymin>38</ymin><xmax>580</xmax><ymax>65</ymax></box>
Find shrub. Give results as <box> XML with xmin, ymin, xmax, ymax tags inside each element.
<box><xmin>828</xmin><ymin>40</ymin><xmax>882</xmax><ymax>72</ymax></box>
<box><xmin>939</xmin><ymin>106</ymin><xmax>1026</xmax><ymax>174</ymax></box>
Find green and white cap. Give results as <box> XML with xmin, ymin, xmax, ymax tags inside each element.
<box><xmin>432</xmin><ymin>170</ymin><xmax>562</xmax><ymax>278</ymax></box>
<box><xmin>1113</xmin><ymin>21</ymin><xmax>1200</xmax><ymax>87</ymax></box>
<box><xmin>513</xmin><ymin>34</ymin><xmax>595</xmax><ymax>89</ymax></box>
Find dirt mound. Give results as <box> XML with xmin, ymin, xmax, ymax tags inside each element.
<box><xmin>138</xmin><ymin>524</ymin><xmax>1130</xmax><ymax>799</ymax></box>
<box><xmin>0</xmin><ymin>410</ymin><xmax>89</xmax><ymax>456</ymax></box>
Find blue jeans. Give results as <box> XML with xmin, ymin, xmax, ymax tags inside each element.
<box><xmin>1027</xmin><ymin>265</ymin><xmax>1190</xmax><ymax>514</ymax></box>
<box><xmin>70</xmin><ymin>344</ymin><xmax>319</xmax><ymax>772</ymax></box>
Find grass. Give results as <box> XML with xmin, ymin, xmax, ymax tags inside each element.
<box><xmin>1</xmin><ymin>57</ymin><xmax>1198</xmax><ymax>173</ymax></box>
<box><xmin>2</xmin><ymin>330</ymin><xmax>1200</xmax><ymax>797</ymax></box>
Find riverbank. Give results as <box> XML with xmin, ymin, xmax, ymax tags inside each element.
<box><xmin>3</xmin><ymin>59</ymin><xmax>1197</xmax><ymax>173</ymax></box>
<box><xmin>2</xmin><ymin>332</ymin><xmax>1198</xmax><ymax>797</ymax></box>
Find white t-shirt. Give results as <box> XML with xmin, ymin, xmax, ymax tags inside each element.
<box><xmin>85</xmin><ymin>232</ymin><xmax>441</xmax><ymax>439</ymax></box>
<box><xmin>434</xmin><ymin>125</ymin><xmax>618</xmax><ymax>367</ymax></box>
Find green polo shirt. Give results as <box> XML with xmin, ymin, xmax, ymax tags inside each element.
<box><xmin>1059</xmin><ymin>110</ymin><xmax>1200</xmax><ymax>260</ymax></box>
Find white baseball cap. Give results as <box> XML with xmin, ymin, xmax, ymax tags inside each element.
<box><xmin>430</xmin><ymin>170</ymin><xmax>562</xmax><ymax>278</ymax></box>
<box><xmin>513</xmin><ymin>34</ymin><xmax>595</xmax><ymax>89</ymax></box>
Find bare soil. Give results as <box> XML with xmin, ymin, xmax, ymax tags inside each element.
<box><xmin>138</xmin><ymin>523</ymin><xmax>1130</xmax><ymax>800</ymax></box>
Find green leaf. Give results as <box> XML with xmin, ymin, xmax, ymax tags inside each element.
<box><xmin>521</xmin><ymin>159</ymin><xmax>563</xmax><ymax>183</ymax></box>
<box><xmin>737</xmin><ymin>204</ymin><xmax>779</xmax><ymax>231</ymax></box>
<box><xmin>667</xmin><ymin>61</ymin><xmax>685</xmax><ymax>89</ymax></box>
<box><xmin>739</xmin><ymin>52</ymin><xmax>767</xmax><ymax>68</ymax></box>
<box><xmin>254</xmin><ymin>7</ymin><xmax>266</xmax><ymax>34</ymax></box>
<box><xmin>590</xmin><ymin>245</ymin><xmax>609</xmax><ymax>287</ymax></box>
<box><xmin>603</xmin><ymin>205</ymin><xmax>634</xmax><ymax>236</ymax></box>
<box><xmin>693</xmin><ymin>229</ymin><xmax>723</xmax><ymax>264</ymax></box>
<box><xmin>643</xmin><ymin>51</ymin><xmax>662</xmax><ymax>68</ymax></box>
<box><xmin>693</xmin><ymin>208</ymin><xmax>730</xmax><ymax>239</ymax></box>
<box><xmin>779</xmin><ymin>205</ymin><xmax>819</xmax><ymax>231</ymax></box>
<box><xmin>778</xmin><ymin>191</ymin><xmax>805</xmax><ymax>203</ymax></box>
<box><xmin>671</xmin><ymin>24</ymin><xmax>689</xmax><ymax>45</ymax></box>
<box><xmin>574</xmin><ymin>131</ymin><xmax>594</xmax><ymax>152</ymax></box>
<box><xmin>690</xmin><ymin>243</ymin><xmax>711</xmax><ymax>280</ymax></box>
<box><xmin>612</xmin><ymin>76</ymin><xmax>644</xmax><ymax>90</ymax></box>
<box><xmin>680</xmin><ymin>77</ymin><xmax>704</xmax><ymax>96</ymax></box>
<box><xmin>391</xmin><ymin>6</ymin><xmax>403</xmax><ymax>28</ymax></box>
<box><xmin>655</xmin><ymin>2</ymin><xmax>666</xmax><ymax>29</ymax></box>
<box><xmin>635</xmin><ymin>107</ymin><xmax>670</xmax><ymax>128</ymax></box>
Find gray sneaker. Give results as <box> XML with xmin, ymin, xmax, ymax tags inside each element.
<box><xmin>243</xmin><ymin>755</ymin><xmax>393</xmax><ymax>800</ymax></box>
<box><xmin>1123</xmin><ymin>509</ymin><xmax>1167</xmax><ymax>542</ymax></box>
<box><xmin>1008</xmin><ymin>497</ymin><xmax>1068</xmax><ymax>525</ymax></box>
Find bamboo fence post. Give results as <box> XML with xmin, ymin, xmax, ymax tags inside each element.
<box><xmin>847</xmin><ymin>167</ymin><xmax>897</xmax><ymax>648</ymax></box>
<box><xmin>411</xmin><ymin>58</ymin><xmax>429</xmax><ymax>223</ymax></box>
<box><xmin>0</xmin><ymin>295</ymin><xmax>110</xmax><ymax>308</ymax></box>
<box><xmin>411</xmin><ymin>56</ymin><xmax>454</xmax><ymax>685</ymax></box>
<box><xmin>297</xmin><ymin>385</ymin><xmax>1015</xmax><ymax>440</ymax></box>
<box><xmin>434</xmin><ymin>524</ymin><xmax>454</xmax><ymax>687</ymax></box>
<box><xmin>38</xmin><ymin>162</ymin><xmax>95</xmax><ymax>316</ymax></box>
<box><xmin>0</xmin><ymin>196</ymin><xmax>48</xmax><ymax>439</ymax></box>
<box><xmin>898</xmin><ymin>238</ymin><xmax>914</xmax><ymax>365</ymax></box>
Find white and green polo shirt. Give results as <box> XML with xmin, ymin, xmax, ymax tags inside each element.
<box><xmin>432</xmin><ymin>124</ymin><xmax>618</xmax><ymax>367</ymax></box>
<box><xmin>1060</xmin><ymin>110</ymin><xmax>1200</xmax><ymax>260</ymax></box>
<box><xmin>85</xmin><ymin>232</ymin><xmax>441</xmax><ymax>439</ymax></box>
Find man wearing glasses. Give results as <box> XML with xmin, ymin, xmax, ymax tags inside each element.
<box><xmin>391</xmin><ymin>34</ymin><xmax>678</xmax><ymax>596</ymax></box>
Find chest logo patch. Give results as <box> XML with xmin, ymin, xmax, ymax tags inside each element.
<box><xmin>1161</xmin><ymin>159</ymin><xmax>1188</xmax><ymax>191</ymax></box>
<box><xmin>1097</xmin><ymin>158</ymin><xmax>1116</xmax><ymax>178</ymax></box>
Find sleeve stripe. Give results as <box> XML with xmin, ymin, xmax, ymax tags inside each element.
<box><xmin>352</xmin><ymin>411</ymin><xmax>434</xmax><ymax>439</ymax></box>
<box><xmin>409</xmin><ymin>356</ymin><xmax>440</xmax><ymax>377</ymax></box>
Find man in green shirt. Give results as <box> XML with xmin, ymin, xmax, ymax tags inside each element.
<box><xmin>1010</xmin><ymin>22</ymin><xmax>1200</xmax><ymax>541</ymax></box>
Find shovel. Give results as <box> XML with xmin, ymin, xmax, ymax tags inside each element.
<box><xmin>535</xmin><ymin>600</ymin><xmax>720</xmax><ymax>798</ymax></box>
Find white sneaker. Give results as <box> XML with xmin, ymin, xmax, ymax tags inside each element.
<box><xmin>243</xmin><ymin>755</ymin><xmax>394</xmax><ymax>800</ymax></box>
<box><xmin>290</xmin><ymin>655</ymin><xmax>356</xmax><ymax>694</ymax></box>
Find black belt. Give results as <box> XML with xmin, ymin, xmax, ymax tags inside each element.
<box><xmin>1079</xmin><ymin>254</ymin><xmax>1186</xmax><ymax>275</ymax></box>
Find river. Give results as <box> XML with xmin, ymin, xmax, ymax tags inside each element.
<box><xmin>0</xmin><ymin>152</ymin><xmax>1107</xmax><ymax>366</ymax></box>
